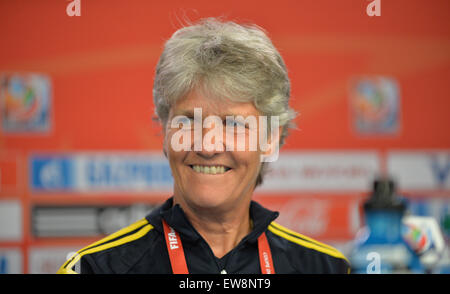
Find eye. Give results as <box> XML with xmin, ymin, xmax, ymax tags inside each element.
<box><xmin>180</xmin><ymin>117</ymin><xmax>193</xmax><ymax>124</ymax></box>
<box><xmin>225</xmin><ymin>118</ymin><xmax>245</xmax><ymax>128</ymax></box>
<box><xmin>224</xmin><ymin>118</ymin><xmax>249</xmax><ymax>135</ymax></box>
<box><xmin>171</xmin><ymin>115</ymin><xmax>194</xmax><ymax>129</ymax></box>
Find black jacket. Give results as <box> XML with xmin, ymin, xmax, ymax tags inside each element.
<box><xmin>58</xmin><ymin>197</ymin><xmax>350</xmax><ymax>274</ymax></box>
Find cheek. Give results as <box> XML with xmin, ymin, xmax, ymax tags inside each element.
<box><xmin>164</xmin><ymin>130</ymin><xmax>189</xmax><ymax>171</ymax></box>
<box><xmin>233</xmin><ymin>150</ymin><xmax>262</xmax><ymax>175</ymax></box>
<box><xmin>166</xmin><ymin>126</ymin><xmax>196</xmax><ymax>151</ymax></box>
<box><xmin>225</xmin><ymin>129</ymin><xmax>260</xmax><ymax>153</ymax></box>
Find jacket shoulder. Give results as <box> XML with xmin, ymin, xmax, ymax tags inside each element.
<box><xmin>57</xmin><ymin>218</ymin><xmax>154</xmax><ymax>274</ymax></box>
<box><xmin>268</xmin><ymin>222</ymin><xmax>350</xmax><ymax>273</ymax></box>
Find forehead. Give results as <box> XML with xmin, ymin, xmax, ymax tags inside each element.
<box><xmin>170</xmin><ymin>89</ymin><xmax>260</xmax><ymax>118</ymax></box>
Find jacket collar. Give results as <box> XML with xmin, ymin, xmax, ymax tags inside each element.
<box><xmin>146</xmin><ymin>197</ymin><xmax>279</xmax><ymax>244</ymax></box>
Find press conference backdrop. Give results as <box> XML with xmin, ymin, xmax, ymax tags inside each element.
<box><xmin>0</xmin><ymin>0</ymin><xmax>449</xmax><ymax>273</ymax></box>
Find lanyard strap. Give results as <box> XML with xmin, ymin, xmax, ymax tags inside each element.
<box><xmin>257</xmin><ymin>229</ymin><xmax>275</xmax><ymax>274</ymax></box>
<box><xmin>162</xmin><ymin>218</ymin><xmax>189</xmax><ymax>274</ymax></box>
<box><xmin>162</xmin><ymin>219</ymin><xmax>275</xmax><ymax>274</ymax></box>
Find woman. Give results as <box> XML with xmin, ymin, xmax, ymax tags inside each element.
<box><xmin>59</xmin><ymin>17</ymin><xmax>349</xmax><ymax>274</ymax></box>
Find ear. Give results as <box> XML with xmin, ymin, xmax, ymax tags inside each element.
<box><xmin>260</xmin><ymin>126</ymin><xmax>282</xmax><ymax>163</ymax></box>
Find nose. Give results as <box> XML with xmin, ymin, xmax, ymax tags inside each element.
<box><xmin>195</xmin><ymin>149</ymin><xmax>218</xmax><ymax>160</ymax></box>
<box><xmin>192</xmin><ymin>116</ymin><xmax>225</xmax><ymax>155</ymax></box>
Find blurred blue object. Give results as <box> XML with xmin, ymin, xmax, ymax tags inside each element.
<box><xmin>350</xmin><ymin>177</ymin><xmax>424</xmax><ymax>273</ymax></box>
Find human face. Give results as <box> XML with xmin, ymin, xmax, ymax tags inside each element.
<box><xmin>163</xmin><ymin>89</ymin><xmax>271</xmax><ymax>213</ymax></box>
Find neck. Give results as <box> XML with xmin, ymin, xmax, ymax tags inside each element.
<box><xmin>173</xmin><ymin>196</ymin><xmax>252</xmax><ymax>258</ymax></box>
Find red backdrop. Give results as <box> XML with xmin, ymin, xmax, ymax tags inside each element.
<box><xmin>0</xmin><ymin>0</ymin><xmax>449</xmax><ymax>273</ymax></box>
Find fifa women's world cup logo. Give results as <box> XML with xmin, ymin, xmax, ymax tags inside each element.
<box><xmin>0</xmin><ymin>73</ymin><xmax>52</xmax><ymax>134</ymax></box>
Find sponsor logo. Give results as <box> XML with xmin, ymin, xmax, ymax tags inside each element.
<box><xmin>29</xmin><ymin>247</ymin><xmax>78</xmax><ymax>274</ymax></box>
<box><xmin>32</xmin><ymin>204</ymin><xmax>156</xmax><ymax>237</ymax></box>
<box><xmin>429</xmin><ymin>154</ymin><xmax>450</xmax><ymax>188</ymax></box>
<box><xmin>259</xmin><ymin>151</ymin><xmax>379</xmax><ymax>192</ymax></box>
<box><xmin>255</xmin><ymin>196</ymin><xmax>360</xmax><ymax>240</ymax></box>
<box><xmin>167</xmin><ymin>227</ymin><xmax>179</xmax><ymax>250</ymax></box>
<box><xmin>31</xmin><ymin>156</ymin><xmax>73</xmax><ymax>190</ymax></box>
<box><xmin>30</xmin><ymin>153</ymin><xmax>173</xmax><ymax>193</ymax></box>
<box><xmin>387</xmin><ymin>151</ymin><xmax>450</xmax><ymax>190</ymax></box>
<box><xmin>276</xmin><ymin>198</ymin><xmax>330</xmax><ymax>236</ymax></box>
<box><xmin>349</xmin><ymin>76</ymin><xmax>400</xmax><ymax>135</ymax></box>
<box><xmin>0</xmin><ymin>73</ymin><xmax>51</xmax><ymax>133</ymax></box>
<box><xmin>262</xmin><ymin>252</ymin><xmax>271</xmax><ymax>273</ymax></box>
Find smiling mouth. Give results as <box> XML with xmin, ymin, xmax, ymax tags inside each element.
<box><xmin>189</xmin><ymin>165</ymin><xmax>232</xmax><ymax>175</ymax></box>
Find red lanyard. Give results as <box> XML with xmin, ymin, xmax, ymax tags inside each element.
<box><xmin>162</xmin><ymin>219</ymin><xmax>275</xmax><ymax>274</ymax></box>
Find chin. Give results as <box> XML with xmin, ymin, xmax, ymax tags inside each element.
<box><xmin>186</xmin><ymin>187</ymin><xmax>232</xmax><ymax>209</ymax></box>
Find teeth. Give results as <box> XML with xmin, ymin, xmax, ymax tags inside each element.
<box><xmin>191</xmin><ymin>165</ymin><xmax>228</xmax><ymax>175</ymax></box>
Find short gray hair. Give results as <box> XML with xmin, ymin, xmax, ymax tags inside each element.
<box><xmin>153</xmin><ymin>17</ymin><xmax>296</xmax><ymax>187</ymax></box>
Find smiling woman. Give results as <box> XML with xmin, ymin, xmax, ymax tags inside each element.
<box><xmin>164</xmin><ymin>89</ymin><xmax>266</xmax><ymax>225</ymax></box>
<box><xmin>154</xmin><ymin>17</ymin><xmax>296</xmax><ymax>186</ymax></box>
<box><xmin>58</xmin><ymin>17</ymin><xmax>350</xmax><ymax>274</ymax></box>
